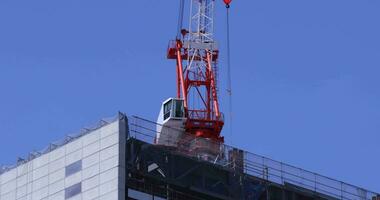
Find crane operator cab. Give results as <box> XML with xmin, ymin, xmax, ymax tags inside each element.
<box><xmin>156</xmin><ymin>98</ymin><xmax>186</xmax><ymax>146</ymax></box>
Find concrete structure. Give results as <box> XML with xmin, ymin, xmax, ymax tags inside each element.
<box><xmin>0</xmin><ymin>114</ymin><xmax>128</xmax><ymax>200</ymax></box>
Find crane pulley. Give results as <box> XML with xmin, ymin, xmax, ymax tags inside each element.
<box><xmin>224</xmin><ymin>0</ymin><xmax>232</xmax><ymax>8</ymax></box>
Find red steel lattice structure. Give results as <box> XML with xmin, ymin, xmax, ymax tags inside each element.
<box><xmin>167</xmin><ymin>0</ymin><xmax>228</xmax><ymax>142</ymax></box>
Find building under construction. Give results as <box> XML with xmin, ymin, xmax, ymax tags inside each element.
<box><xmin>1</xmin><ymin>1</ymin><xmax>379</xmax><ymax>200</ymax></box>
<box><xmin>0</xmin><ymin>113</ymin><xmax>378</xmax><ymax>200</ymax></box>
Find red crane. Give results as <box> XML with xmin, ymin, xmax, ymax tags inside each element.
<box><xmin>165</xmin><ymin>0</ymin><xmax>232</xmax><ymax>143</ymax></box>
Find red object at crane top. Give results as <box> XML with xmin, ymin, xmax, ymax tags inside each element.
<box><xmin>223</xmin><ymin>0</ymin><xmax>232</xmax><ymax>6</ymax></box>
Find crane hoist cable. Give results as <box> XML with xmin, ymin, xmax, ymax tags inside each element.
<box><xmin>225</xmin><ymin>1</ymin><xmax>233</xmax><ymax>143</ymax></box>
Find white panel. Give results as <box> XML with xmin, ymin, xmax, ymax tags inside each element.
<box><xmin>1</xmin><ymin>190</ymin><xmax>16</xmax><ymax>200</ymax></box>
<box><xmin>65</xmin><ymin>150</ymin><xmax>82</xmax><ymax>165</ymax></box>
<box><xmin>1</xmin><ymin>179</ymin><xmax>16</xmax><ymax>195</ymax></box>
<box><xmin>99</xmin><ymin>145</ymin><xmax>118</xmax><ymax>162</ymax></box>
<box><xmin>48</xmin><ymin>147</ymin><xmax>65</xmax><ymax>162</ymax></box>
<box><xmin>48</xmin><ymin>179</ymin><xmax>64</xmax><ymax>195</ymax></box>
<box><xmin>100</xmin><ymin>122</ymin><xmax>118</xmax><ymax>139</ymax></box>
<box><xmin>100</xmin><ymin>133</ymin><xmax>118</xmax><ymax>150</ymax></box>
<box><xmin>82</xmin><ymin>152</ymin><xmax>99</xmax><ymax>169</ymax></box>
<box><xmin>82</xmin><ymin>130</ymin><xmax>100</xmax><ymax>147</ymax></box>
<box><xmin>82</xmin><ymin>164</ymin><xmax>99</xmax><ymax>180</ymax></box>
<box><xmin>27</xmin><ymin>182</ymin><xmax>33</xmax><ymax>195</ymax></box>
<box><xmin>16</xmin><ymin>184</ymin><xmax>27</xmax><ymax>199</ymax></box>
<box><xmin>99</xmin><ymin>179</ymin><xmax>117</xmax><ymax>196</ymax></box>
<box><xmin>17</xmin><ymin>174</ymin><xmax>27</xmax><ymax>187</ymax></box>
<box><xmin>48</xmin><ymin>157</ymin><xmax>65</xmax><ymax>173</ymax></box>
<box><xmin>98</xmin><ymin>190</ymin><xmax>118</xmax><ymax>200</ymax></box>
<box><xmin>48</xmin><ymin>190</ymin><xmax>64</xmax><ymax>200</ymax></box>
<box><xmin>65</xmin><ymin>138</ymin><xmax>83</xmax><ymax>154</ymax></box>
<box><xmin>82</xmin><ymin>186</ymin><xmax>99</xmax><ymax>200</ymax></box>
<box><xmin>32</xmin><ymin>165</ymin><xmax>48</xmax><ymax>181</ymax></box>
<box><xmin>99</xmin><ymin>168</ymin><xmax>118</xmax><ymax>185</ymax></box>
<box><xmin>17</xmin><ymin>164</ymin><xmax>29</xmax><ymax>176</ymax></box>
<box><xmin>27</xmin><ymin>170</ymin><xmax>33</xmax><ymax>185</ymax></box>
<box><xmin>82</xmin><ymin>175</ymin><xmax>99</xmax><ymax>192</ymax></box>
<box><xmin>64</xmin><ymin>172</ymin><xmax>81</xmax><ymax>187</ymax></box>
<box><xmin>32</xmin><ymin>154</ymin><xmax>49</xmax><ymax>170</ymax></box>
<box><xmin>1</xmin><ymin>168</ymin><xmax>17</xmax><ymax>184</ymax></box>
<box><xmin>32</xmin><ymin>186</ymin><xmax>48</xmax><ymax>200</ymax></box>
<box><xmin>33</xmin><ymin>176</ymin><xmax>48</xmax><ymax>191</ymax></box>
<box><xmin>48</xmin><ymin>169</ymin><xmax>64</xmax><ymax>184</ymax></box>
<box><xmin>66</xmin><ymin>194</ymin><xmax>82</xmax><ymax>200</ymax></box>
<box><xmin>17</xmin><ymin>195</ymin><xmax>27</xmax><ymax>200</ymax></box>
<box><xmin>83</xmin><ymin>141</ymin><xmax>100</xmax><ymax>158</ymax></box>
<box><xmin>99</xmin><ymin>156</ymin><xmax>118</xmax><ymax>173</ymax></box>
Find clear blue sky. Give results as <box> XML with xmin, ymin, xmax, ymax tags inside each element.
<box><xmin>0</xmin><ymin>0</ymin><xmax>379</xmax><ymax>192</ymax></box>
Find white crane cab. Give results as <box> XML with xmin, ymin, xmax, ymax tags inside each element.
<box><xmin>156</xmin><ymin>98</ymin><xmax>186</xmax><ymax>146</ymax></box>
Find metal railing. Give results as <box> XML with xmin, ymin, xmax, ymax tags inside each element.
<box><xmin>187</xmin><ymin>110</ymin><xmax>224</xmax><ymax>122</ymax></box>
<box><xmin>129</xmin><ymin>116</ymin><xmax>379</xmax><ymax>200</ymax></box>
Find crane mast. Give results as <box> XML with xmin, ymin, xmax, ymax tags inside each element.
<box><xmin>168</xmin><ymin>0</ymin><xmax>224</xmax><ymax>142</ymax></box>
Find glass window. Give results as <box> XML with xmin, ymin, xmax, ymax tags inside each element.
<box><xmin>65</xmin><ymin>160</ymin><xmax>82</xmax><ymax>177</ymax></box>
<box><xmin>163</xmin><ymin>100</ymin><xmax>172</xmax><ymax>120</ymax></box>
<box><xmin>174</xmin><ymin>100</ymin><xmax>184</xmax><ymax>118</ymax></box>
<box><xmin>65</xmin><ymin>183</ymin><xmax>81</xmax><ymax>199</ymax></box>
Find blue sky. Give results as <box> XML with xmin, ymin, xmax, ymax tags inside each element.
<box><xmin>0</xmin><ymin>0</ymin><xmax>379</xmax><ymax>192</ymax></box>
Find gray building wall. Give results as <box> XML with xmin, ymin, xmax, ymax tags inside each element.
<box><xmin>0</xmin><ymin>115</ymin><xmax>127</xmax><ymax>200</ymax></box>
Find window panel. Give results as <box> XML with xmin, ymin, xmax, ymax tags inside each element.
<box><xmin>174</xmin><ymin>99</ymin><xmax>184</xmax><ymax>118</ymax></box>
<box><xmin>65</xmin><ymin>160</ymin><xmax>82</xmax><ymax>177</ymax></box>
<box><xmin>163</xmin><ymin>100</ymin><xmax>172</xmax><ymax>120</ymax></box>
<box><xmin>65</xmin><ymin>182</ymin><xmax>81</xmax><ymax>199</ymax></box>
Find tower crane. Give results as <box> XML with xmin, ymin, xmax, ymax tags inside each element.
<box><xmin>156</xmin><ymin>0</ymin><xmax>232</xmax><ymax>156</ymax></box>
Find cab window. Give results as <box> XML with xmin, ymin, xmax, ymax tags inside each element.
<box><xmin>163</xmin><ymin>100</ymin><xmax>172</xmax><ymax>120</ymax></box>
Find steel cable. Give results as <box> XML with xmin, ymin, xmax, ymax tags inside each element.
<box><xmin>226</xmin><ymin>5</ymin><xmax>233</xmax><ymax>143</ymax></box>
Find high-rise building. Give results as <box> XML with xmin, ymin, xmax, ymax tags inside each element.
<box><xmin>1</xmin><ymin>113</ymin><xmax>378</xmax><ymax>200</ymax></box>
<box><xmin>0</xmin><ymin>114</ymin><xmax>128</xmax><ymax>200</ymax></box>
